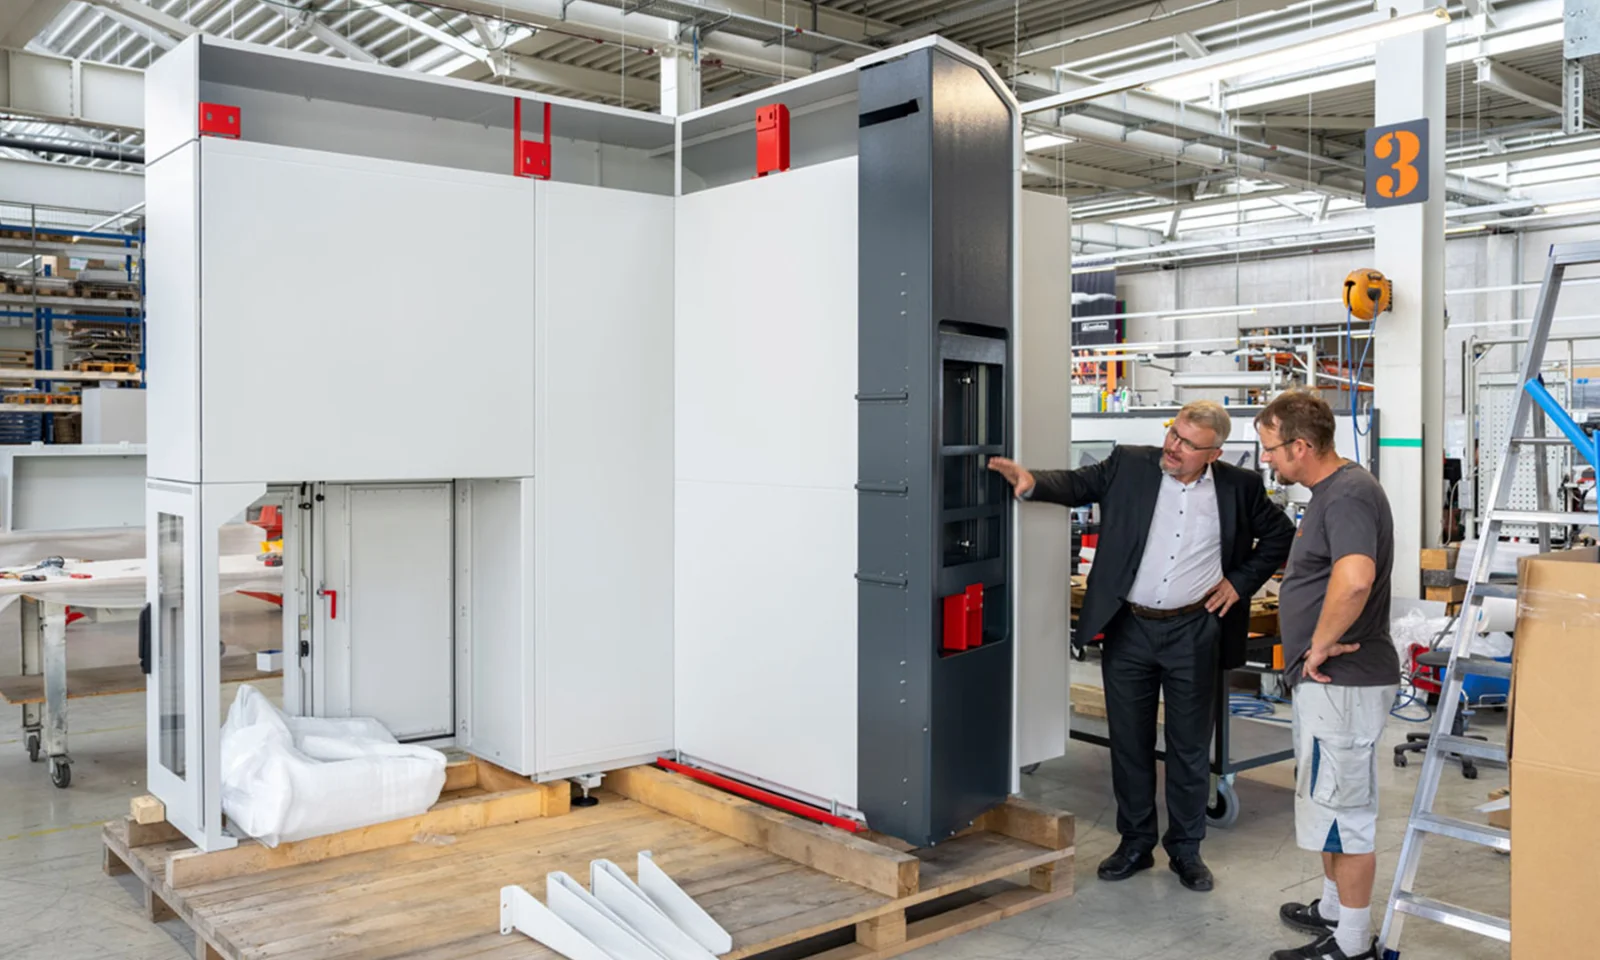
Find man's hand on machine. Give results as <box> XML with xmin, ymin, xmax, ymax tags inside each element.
<box><xmin>1203</xmin><ymin>577</ymin><xmax>1241</xmax><ymax>616</ymax></box>
<box><xmin>985</xmin><ymin>456</ymin><xmax>1035</xmax><ymax>497</ymax></box>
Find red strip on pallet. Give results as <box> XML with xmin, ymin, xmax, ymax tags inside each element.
<box><xmin>654</xmin><ymin>757</ymin><xmax>863</xmax><ymax>833</ymax></box>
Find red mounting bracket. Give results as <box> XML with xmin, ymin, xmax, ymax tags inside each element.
<box><xmin>941</xmin><ymin>583</ymin><xmax>985</xmax><ymax>652</ymax></box>
<box><xmin>755</xmin><ymin>103</ymin><xmax>790</xmax><ymax>177</ymax></box>
<box><xmin>514</xmin><ymin>99</ymin><xmax>552</xmax><ymax>180</ymax></box>
<box><xmin>198</xmin><ymin>102</ymin><xmax>241</xmax><ymax>139</ymax></box>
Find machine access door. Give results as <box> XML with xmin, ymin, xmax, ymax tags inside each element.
<box><xmin>312</xmin><ymin>482</ymin><xmax>454</xmax><ymax>741</ymax></box>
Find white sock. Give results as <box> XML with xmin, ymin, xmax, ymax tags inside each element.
<box><xmin>1335</xmin><ymin>903</ymin><xmax>1371</xmax><ymax>956</ymax></box>
<box><xmin>1318</xmin><ymin>877</ymin><xmax>1341</xmax><ymax>920</ymax></box>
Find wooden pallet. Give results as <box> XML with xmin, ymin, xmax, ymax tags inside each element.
<box><xmin>102</xmin><ymin>763</ymin><xmax>1074</xmax><ymax>960</ymax></box>
<box><xmin>70</xmin><ymin>360</ymin><xmax>139</xmax><ymax>373</ymax></box>
<box><xmin>2</xmin><ymin>392</ymin><xmax>78</xmax><ymax>405</ymax></box>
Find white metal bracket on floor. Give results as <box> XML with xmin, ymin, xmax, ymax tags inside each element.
<box><xmin>499</xmin><ymin>884</ymin><xmax>611</xmax><ymax>960</ymax></box>
<box><xmin>638</xmin><ymin>851</ymin><xmax>733</xmax><ymax>955</ymax></box>
<box><xmin>593</xmin><ymin>860</ymin><xmax>718</xmax><ymax>960</ymax></box>
<box><xmin>548</xmin><ymin>871</ymin><xmax>669</xmax><ymax>960</ymax></box>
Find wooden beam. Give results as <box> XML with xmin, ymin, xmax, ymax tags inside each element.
<box><xmin>606</xmin><ymin>764</ymin><xmax>920</xmax><ymax>898</ymax></box>
<box><xmin>124</xmin><ymin>816</ymin><xmax>185</xmax><ymax>848</ymax></box>
<box><xmin>145</xmin><ymin>885</ymin><xmax>177</xmax><ymax>923</ymax></box>
<box><xmin>856</xmin><ymin>912</ymin><xmax>907</xmax><ymax>950</ymax></box>
<box><xmin>977</xmin><ymin>798</ymin><xmax>1076</xmax><ymax>851</ymax></box>
<box><xmin>131</xmin><ymin>794</ymin><xmax>166</xmax><ymax>825</ymax></box>
<box><xmin>165</xmin><ymin>778</ymin><xmax>564</xmax><ymax>888</ymax></box>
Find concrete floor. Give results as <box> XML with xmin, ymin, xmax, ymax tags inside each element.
<box><xmin>0</xmin><ymin>622</ymin><xmax>1510</xmax><ymax>960</ymax></box>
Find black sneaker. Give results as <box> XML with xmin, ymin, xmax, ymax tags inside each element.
<box><xmin>1269</xmin><ymin>933</ymin><xmax>1378</xmax><ymax>960</ymax></box>
<box><xmin>1279</xmin><ymin>900</ymin><xmax>1338</xmax><ymax>936</ymax></box>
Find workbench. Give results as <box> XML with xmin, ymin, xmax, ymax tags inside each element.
<box><xmin>0</xmin><ymin>530</ymin><xmax>282</xmax><ymax>788</ymax></box>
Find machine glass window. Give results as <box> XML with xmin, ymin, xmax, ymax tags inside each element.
<box><xmin>157</xmin><ymin>511</ymin><xmax>187</xmax><ymax>779</ymax></box>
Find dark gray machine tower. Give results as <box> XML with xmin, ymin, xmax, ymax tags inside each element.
<box><xmin>856</xmin><ymin>46</ymin><xmax>1017</xmax><ymax>846</ymax></box>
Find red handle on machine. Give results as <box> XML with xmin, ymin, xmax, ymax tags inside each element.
<box><xmin>319</xmin><ymin>588</ymin><xmax>338</xmax><ymax>619</ymax></box>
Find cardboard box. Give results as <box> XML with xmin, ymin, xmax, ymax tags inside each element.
<box><xmin>1509</xmin><ymin>548</ymin><xmax>1600</xmax><ymax>960</ymax></box>
<box><xmin>1420</xmin><ymin>546</ymin><xmax>1460</xmax><ymax>570</ymax></box>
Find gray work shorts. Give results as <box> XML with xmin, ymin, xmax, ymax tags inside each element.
<box><xmin>1292</xmin><ymin>681</ymin><xmax>1398</xmax><ymax>856</ymax></box>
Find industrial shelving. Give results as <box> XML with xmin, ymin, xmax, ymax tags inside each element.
<box><xmin>0</xmin><ymin>201</ymin><xmax>144</xmax><ymax>443</ymax></box>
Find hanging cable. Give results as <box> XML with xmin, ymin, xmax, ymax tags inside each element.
<box><xmin>1346</xmin><ymin>305</ymin><xmax>1375</xmax><ymax>464</ymax></box>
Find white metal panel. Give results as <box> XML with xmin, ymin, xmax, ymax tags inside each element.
<box><xmin>82</xmin><ymin>388</ymin><xmax>147</xmax><ymax>444</ymax></box>
<box><xmin>674</xmin><ymin>481</ymin><xmax>858</xmax><ymax>808</ymax></box>
<box><xmin>197</xmin><ymin>138</ymin><xmax>536</xmax><ymax>483</ymax></box>
<box><xmin>6</xmin><ymin>49</ymin><xmax>72</xmax><ymax>119</ymax></box>
<box><xmin>1015</xmin><ymin>191</ymin><xmax>1073</xmax><ymax>769</ymax></box>
<box><xmin>144</xmin><ymin>34</ymin><xmax>199</xmax><ymax>165</ymax></box>
<box><xmin>532</xmin><ymin>182</ymin><xmax>674</xmax><ymax>775</ymax></box>
<box><xmin>674</xmin><ymin>158</ymin><xmax>858</xmax><ymax>490</ymax></box>
<box><xmin>4</xmin><ymin>445</ymin><xmax>146</xmax><ymax>531</ymax></box>
<box><xmin>672</xmin><ymin>159</ymin><xmax>860</xmax><ymax>807</ymax></box>
<box><xmin>459</xmin><ymin>478</ymin><xmax>535</xmax><ymax>771</ymax></box>
<box><xmin>321</xmin><ymin>483</ymin><xmax>455</xmax><ymax>740</ymax></box>
<box><xmin>80</xmin><ymin>61</ymin><xmax>144</xmax><ymax>130</ymax></box>
<box><xmin>145</xmin><ymin>141</ymin><xmax>200</xmax><ymax>484</ymax></box>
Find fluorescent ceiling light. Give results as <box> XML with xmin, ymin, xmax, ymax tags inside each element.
<box><xmin>1024</xmin><ymin>132</ymin><xmax>1075</xmax><ymax>152</ymax></box>
<box><xmin>1446</xmin><ymin>224</ymin><xmax>1487</xmax><ymax>235</ymax></box>
<box><xmin>1543</xmin><ymin>199</ymin><xmax>1600</xmax><ymax>215</ymax></box>
<box><xmin>1170</xmin><ymin>371</ymin><xmax>1281</xmax><ymax>388</ymax></box>
<box><xmin>1146</xmin><ymin>6</ymin><xmax>1450</xmax><ymax>98</ymax></box>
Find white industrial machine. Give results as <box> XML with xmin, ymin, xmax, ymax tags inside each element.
<box><xmin>144</xmin><ymin>34</ymin><xmax>1069</xmax><ymax>853</ymax></box>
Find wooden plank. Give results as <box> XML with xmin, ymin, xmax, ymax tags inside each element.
<box><xmin>441</xmin><ymin>760</ymin><xmax>478</xmax><ymax>793</ymax></box>
<box><xmin>855</xmin><ymin>912</ymin><xmax>906</xmax><ymax>950</ymax></box>
<box><xmin>166</xmin><ymin>783</ymin><xmax>555</xmax><ymax>889</ymax></box>
<box><xmin>146</xmin><ymin>885</ymin><xmax>178</xmax><ymax>923</ymax></box>
<box><xmin>103</xmin><ymin>844</ymin><xmax>131</xmax><ymax>877</ymax></box>
<box><xmin>976</xmin><ymin>797</ymin><xmax>1074</xmax><ymax>851</ymax></box>
<box><xmin>0</xmin><ymin>654</ymin><xmax>277</xmax><ymax>705</ymax></box>
<box><xmin>132</xmin><ymin>794</ymin><xmax>167</xmax><ymax>825</ymax></box>
<box><xmin>607</xmin><ymin>764</ymin><xmax>920</xmax><ymax>898</ymax></box>
<box><xmin>126</xmin><ymin>815</ymin><xmax>186</xmax><ymax>848</ymax></box>
<box><xmin>470</xmin><ymin>758</ymin><xmax>570</xmax><ymax>817</ymax></box>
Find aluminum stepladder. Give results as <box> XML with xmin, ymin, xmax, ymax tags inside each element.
<box><xmin>1378</xmin><ymin>240</ymin><xmax>1600</xmax><ymax>958</ymax></box>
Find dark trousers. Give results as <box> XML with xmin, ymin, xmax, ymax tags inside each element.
<box><xmin>1102</xmin><ymin>606</ymin><xmax>1220</xmax><ymax>857</ymax></box>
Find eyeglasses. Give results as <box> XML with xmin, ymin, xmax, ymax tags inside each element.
<box><xmin>1260</xmin><ymin>437</ymin><xmax>1302</xmax><ymax>454</ymax></box>
<box><xmin>1165</xmin><ymin>426</ymin><xmax>1221</xmax><ymax>453</ymax></box>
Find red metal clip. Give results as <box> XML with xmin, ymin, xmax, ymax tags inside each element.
<box><xmin>198</xmin><ymin>102</ymin><xmax>241</xmax><ymax>139</ymax></box>
<box><xmin>514</xmin><ymin>99</ymin><xmax>552</xmax><ymax>180</ymax></box>
<box><xmin>755</xmin><ymin>103</ymin><xmax>790</xmax><ymax>177</ymax></box>
<box><xmin>318</xmin><ymin>588</ymin><xmax>338</xmax><ymax>620</ymax></box>
<box><xmin>942</xmin><ymin>583</ymin><xmax>985</xmax><ymax>652</ymax></box>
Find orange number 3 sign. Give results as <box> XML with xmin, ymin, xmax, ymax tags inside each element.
<box><xmin>1374</xmin><ymin>130</ymin><xmax>1421</xmax><ymax>199</ymax></box>
<box><xmin>1365</xmin><ymin>119</ymin><xmax>1429</xmax><ymax>208</ymax></box>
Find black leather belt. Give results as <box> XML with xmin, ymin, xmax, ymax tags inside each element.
<box><xmin>1128</xmin><ymin>600</ymin><xmax>1207</xmax><ymax>620</ymax></box>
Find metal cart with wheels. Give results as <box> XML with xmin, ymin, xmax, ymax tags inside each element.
<box><xmin>1069</xmin><ymin>659</ymin><xmax>1295</xmax><ymax>829</ymax></box>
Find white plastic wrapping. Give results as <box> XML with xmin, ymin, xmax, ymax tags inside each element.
<box><xmin>218</xmin><ymin>684</ymin><xmax>447</xmax><ymax>847</ymax></box>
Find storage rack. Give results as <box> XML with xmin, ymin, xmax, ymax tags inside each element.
<box><xmin>0</xmin><ymin>201</ymin><xmax>145</xmax><ymax>443</ymax></box>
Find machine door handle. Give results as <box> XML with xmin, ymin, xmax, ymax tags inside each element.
<box><xmin>318</xmin><ymin>588</ymin><xmax>338</xmax><ymax>619</ymax></box>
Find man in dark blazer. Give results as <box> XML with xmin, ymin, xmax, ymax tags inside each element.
<box><xmin>988</xmin><ymin>400</ymin><xmax>1295</xmax><ymax>892</ymax></box>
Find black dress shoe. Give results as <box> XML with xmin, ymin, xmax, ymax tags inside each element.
<box><xmin>1168</xmin><ymin>853</ymin><xmax>1214</xmax><ymax>891</ymax></box>
<box><xmin>1096</xmin><ymin>846</ymin><xmax>1155</xmax><ymax>881</ymax></box>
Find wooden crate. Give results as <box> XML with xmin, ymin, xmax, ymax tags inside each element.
<box><xmin>1420</xmin><ymin>546</ymin><xmax>1460</xmax><ymax>571</ymax></box>
<box><xmin>1424</xmin><ymin>583</ymin><xmax>1468</xmax><ymax>603</ymax></box>
<box><xmin>102</xmin><ymin>762</ymin><xmax>1074</xmax><ymax>960</ymax></box>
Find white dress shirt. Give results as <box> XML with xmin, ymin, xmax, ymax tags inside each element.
<box><xmin>1126</xmin><ymin>465</ymin><xmax>1224</xmax><ymax>609</ymax></box>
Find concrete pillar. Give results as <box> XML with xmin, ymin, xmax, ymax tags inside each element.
<box><xmin>660</xmin><ymin>27</ymin><xmax>701</xmax><ymax>117</ymax></box>
<box><xmin>1372</xmin><ymin>0</ymin><xmax>1447</xmax><ymax>596</ymax></box>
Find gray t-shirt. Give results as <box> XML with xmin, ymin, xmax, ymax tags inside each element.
<box><xmin>1278</xmin><ymin>461</ymin><xmax>1400</xmax><ymax>688</ymax></box>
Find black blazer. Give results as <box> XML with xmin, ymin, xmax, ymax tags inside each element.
<box><xmin>1028</xmin><ymin>445</ymin><xmax>1296</xmax><ymax>669</ymax></box>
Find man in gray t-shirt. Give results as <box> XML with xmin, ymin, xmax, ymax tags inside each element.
<box><xmin>1277</xmin><ymin>461</ymin><xmax>1400</xmax><ymax>688</ymax></box>
<box><xmin>1256</xmin><ymin>391</ymin><xmax>1399</xmax><ymax>960</ymax></box>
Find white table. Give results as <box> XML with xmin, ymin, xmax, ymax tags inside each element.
<box><xmin>0</xmin><ymin>527</ymin><xmax>281</xmax><ymax>787</ymax></box>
